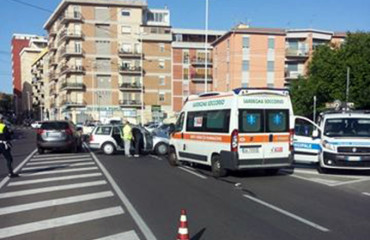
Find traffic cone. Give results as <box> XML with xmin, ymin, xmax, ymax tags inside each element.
<box><xmin>177</xmin><ymin>209</ymin><xmax>190</xmax><ymax>240</ymax></box>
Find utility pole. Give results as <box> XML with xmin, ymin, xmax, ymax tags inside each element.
<box><xmin>313</xmin><ymin>96</ymin><xmax>317</xmax><ymax>123</ymax></box>
<box><xmin>204</xmin><ymin>0</ymin><xmax>209</xmax><ymax>93</ymax></box>
<box><xmin>345</xmin><ymin>67</ymin><xmax>350</xmax><ymax>111</ymax></box>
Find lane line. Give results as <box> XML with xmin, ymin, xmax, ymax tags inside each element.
<box><xmin>0</xmin><ymin>191</ymin><xmax>114</xmax><ymax>215</ymax></box>
<box><xmin>20</xmin><ymin>167</ymin><xmax>99</xmax><ymax>177</ymax></box>
<box><xmin>288</xmin><ymin>174</ymin><xmax>334</xmax><ymax>187</ymax></box>
<box><xmin>362</xmin><ymin>192</ymin><xmax>370</xmax><ymax>196</ymax></box>
<box><xmin>26</xmin><ymin>158</ymin><xmax>92</xmax><ymax>166</ymax></box>
<box><xmin>0</xmin><ymin>149</ymin><xmax>37</xmax><ymax>190</ymax></box>
<box><xmin>0</xmin><ymin>180</ymin><xmax>107</xmax><ymax>199</ymax></box>
<box><xmin>179</xmin><ymin>166</ymin><xmax>207</xmax><ymax>179</ymax></box>
<box><xmin>243</xmin><ymin>195</ymin><xmax>330</xmax><ymax>232</ymax></box>
<box><xmin>22</xmin><ymin>162</ymin><xmax>95</xmax><ymax>171</ymax></box>
<box><xmin>31</xmin><ymin>155</ymin><xmax>91</xmax><ymax>161</ymax></box>
<box><xmin>0</xmin><ymin>206</ymin><xmax>124</xmax><ymax>239</ymax></box>
<box><xmin>8</xmin><ymin>173</ymin><xmax>103</xmax><ymax>186</ymax></box>
<box><xmin>86</xmin><ymin>143</ymin><xmax>157</xmax><ymax>240</ymax></box>
<box><xmin>94</xmin><ymin>230</ymin><xmax>140</xmax><ymax>240</ymax></box>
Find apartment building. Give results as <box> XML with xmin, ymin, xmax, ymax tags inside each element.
<box><xmin>171</xmin><ymin>29</ymin><xmax>225</xmax><ymax>112</ymax></box>
<box><xmin>19</xmin><ymin>37</ymin><xmax>48</xmax><ymax>118</ymax></box>
<box><xmin>212</xmin><ymin>24</ymin><xmax>286</xmax><ymax>92</ymax></box>
<box><xmin>31</xmin><ymin>49</ymin><xmax>49</xmax><ymax>120</ymax></box>
<box><xmin>43</xmin><ymin>0</ymin><xmax>170</xmax><ymax>123</ymax></box>
<box><xmin>284</xmin><ymin>29</ymin><xmax>346</xmax><ymax>86</ymax></box>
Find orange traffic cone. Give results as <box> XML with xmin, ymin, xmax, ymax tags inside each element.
<box><xmin>177</xmin><ymin>209</ymin><xmax>190</xmax><ymax>240</ymax></box>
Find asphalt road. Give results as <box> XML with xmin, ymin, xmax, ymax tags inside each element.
<box><xmin>1</xmin><ymin>129</ymin><xmax>370</xmax><ymax>240</ymax></box>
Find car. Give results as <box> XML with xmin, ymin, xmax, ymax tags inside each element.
<box><xmin>36</xmin><ymin>121</ymin><xmax>83</xmax><ymax>154</ymax></box>
<box><xmin>152</xmin><ymin>130</ymin><xmax>170</xmax><ymax>155</ymax></box>
<box><xmin>153</xmin><ymin>123</ymin><xmax>175</xmax><ymax>137</ymax></box>
<box><xmin>31</xmin><ymin>121</ymin><xmax>42</xmax><ymax>129</ymax></box>
<box><xmin>144</xmin><ymin>122</ymin><xmax>161</xmax><ymax>133</ymax></box>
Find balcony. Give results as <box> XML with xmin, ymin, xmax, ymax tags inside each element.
<box><xmin>119</xmin><ymin>82</ymin><xmax>141</xmax><ymax>91</ymax></box>
<box><xmin>48</xmin><ymin>41</ymin><xmax>57</xmax><ymax>52</ymax></box>
<box><xmin>60</xmin><ymin>47</ymin><xmax>84</xmax><ymax>58</ymax></box>
<box><xmin>61</xmin><ymin>12</ymin><xmax>83</xmax><ymax>24</ymax></box>
<box><xmin>119</xmin><ymin>66</ymin><xmax>142</xmax><ymax>75</ymax></box>
<box><xmin>119</xmin><ymin>99</ymin><xmax>142</xmax><ymax>108</ymax></box>
<box><xmin>61</xmin><ymin>100</ymin><xmax>86</xmax><ymax>108</ymax></box>
<box><xmin>49</xmin><ymin>57</ymin><xmax>57</xmax><ymax>66</ymax></box>
<box><xmin>60</xmin><ymin>82</ymin><xmax>85</xmax><ymax>91</ymax></box>
<box><xmin>59</xmin><ymin>30</ymin><xmax>84</xmax><ymax>42</ymax></box>
<box><xmin>285</xmin><ymin>71</ymin><xmax>302</xmax><ymax>79</ymax></box>
<box><xmin>191</xmin><ymin>57</ymin><xmax>213</xmax><ymax>66</ymax></box>
<box><xmin>60</xmin><ymin>65</ymin><xmax>85</xmax><ymax>76</ymax></box>
<box><xmin>191</xmin><ymin>74</ymin><xmax>213</xmax><ymax>83</ymax></box>
<box><xmin>118</xmin><ymin>49</ymin><xmax>141</xmax><ymax>58</ymax></box>
<box><xmin>49</xmin><ymin>87</ymin><xmax>57</xmax><ymax>96</ymax></box>
<box><xmin>285</xmin><ymin>48</ymin><xmax>309</xmax><ymax>58</ymax></box>
<box><xmin>49</xmin><ymin>29</ymin><xmax>57</xmax><ymax>37</ymax></box>
<box><xmin>48</xmin><ymin>72</ymin><xmax>57</xmax><ymax>81</ymax></box>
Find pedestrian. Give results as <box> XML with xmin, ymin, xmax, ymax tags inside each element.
<box><xmin>122</xmin><ymin>120</ymin><xmax>133</xmax><ymax>157</ymax></box>
<box><xmin>132</xmin><ymin>127</ymin><xmax>142</xmax><ymax>158</ymax></box>
<box><xmin>0</xmin><ymin>114</ymin><xmax>18</xmax><ymax>178</ymax></box>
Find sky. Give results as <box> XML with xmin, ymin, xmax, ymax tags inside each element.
<box><xmin>1</xmin><ymin>0</ymin><xmax>369</xmax><ymax>94</ymax></box>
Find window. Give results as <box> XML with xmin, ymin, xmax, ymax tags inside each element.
<box><xmin>295</xmin><ymin>119</ymin><xmax>314</xmax><ymax>137</ymax></box>
<box><xmin>159</xmin><ymin>43</ymin><xmax>165</xmax><ymax>53</ymax></box>
<box><xmin>242</xmin><ymin>36</ymin><xmax>250</xmax><ymax>48</ymax></box>
<box><xmin>287</xmin><ymin>63</ymin><xmax>298</xmax><ymax>72</ymax></box>
<box><xmin>267</xmin><ymin>83</ymin><xmax>274</xmax><ymax>88</ymax></box>
<box><xmin>121</xmin><ymin>9</ymin><xmax>130</xmax><ymax>17</ymax></box>
<box><xmin>183</xmin><ymin>51</ymin><xmax>189</xmax><ymax>64</ymax></box>
<box><xmin>95</xmin><ymin>24</ymin><xmax>110</xmax><ymax>38</ymax></box>
<box><xmin>175</xmin><ymin>112</ymin><xmax>185</xmax><ymax>132</ymax></box>
<box><xmin>159</xmin><ymin>76</ymin><xmax>165</xmax><ymax>86</ymax></box>
<box><xmin>74</xmin><ymin>41</ymin><xmax>82</xmax><ymax>53</ymax></box>
<box><xmin>239</xmin><ymin>110</ymin><xmax>263</xmax><ymax>133</ymax></box>
<box><xmin>266</xmin><ymin>110</ymin><xmax>289</xmax><ymax>132</ymax></box>
<box><xmin>96</xmin><ymin>75</ymin><xmax>111</xmax><ymax>88</ymax></box>
<box><xmin>113</xmin><ymin>127</ymin><xmax>122</xmax><ymax>136</ymax></box>
<box><xmin>186</xmin><ymin>112</ymin><xmax>204</xmax><ymax>132</ymax></box>
<box><xmin>268</xmin><ymin>38</ymin><xmax>275</xmax><ymax>49</ymax></box>
<box><xmin>159</xmin><ymin>92</ymin><xmax>165</xmax><ymax>102</ymax></box>
<box><xmin>95</xmin><ymin>7</ymin><xmax>109</xmax><ymax>20</ymax></box>
<box><xmin>95</xmin><ymin>41</ymin><xmax>111</xmax><ymax>55</ymax></box>
<box><xmin>242</xmin><ymin>60</ymin><xmax>249</xmax><ymax>71</ymax></box>
<box><xmin>121</xmin><ymin>26</ymin><xmax>131</xmax><ymax>34</ymax></box>
<box><xmin>186</xmin><ymin>110</ymin><xmax>230</xmax><ymax>133</ymax></box>
<box><xmin>183</xmin><ymin>68</ymin><xmax>189</xmax><ymax>80</ymax></box>
<box><xmin>267</xmin><ymin>61</ymin><xmax>274</xmax><ymax>72</ymax></box>
<box><xmin>96</xmin><ymin>58</ymin><xmax>111</xmax><ymax>72</ymax></box>
<box><xmin>95</xmin><ymin>126</ymin><xmax>112</xmax><ymax>135</ymax></box>
<box><xmin>159</xmin><ymin>59</ymin><xmax>165</xmax><ymax>69</ymax></box>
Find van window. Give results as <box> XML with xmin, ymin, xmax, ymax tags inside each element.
<box><xmin>187</xmin><ymin>112</ymin><xmax>204</xmax><ymax>132</ymax></box>
<box><xmin>175</xmin><ymin>112</ymin><xmax>185</xmax><ymax>132</ymax></box>
<box><xmin>266</xmin><ymin>110</ymin><xmax>289</xmax><ymax>132</ymax></box>
<box><xmin>95</xmin><ymin>126</ymin><xmax>112</xmax><ymax>135</ymax></box>
<box><xmin>239</xmin><ymin>110</ymin><xmax>263</xmax><ymax>133</ymax></box>
<box><xmin>186</xmin><ymin>110</ymin><xmax>230</xmax><ymax>133</ymax></box>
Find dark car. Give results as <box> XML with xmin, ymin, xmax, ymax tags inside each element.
<box><xmin>37</xmin><ymin>121</ymin><xmax>83</xmax><ymax>154</ymax></box>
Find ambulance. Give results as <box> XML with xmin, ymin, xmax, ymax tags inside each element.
<box><xmin>168</xmin><ymin>88</ymin><xmax>295</xmax><ymax>177</ymax></box>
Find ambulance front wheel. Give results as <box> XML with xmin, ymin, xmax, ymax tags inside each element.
<box><xmin>211</xmin><ymin>154</ymin><xmax>227</xmax><ymax>178</ymax></box>
<box><xmin>168</xmin><ymin>147</ymin><xmax>179</xmax><ymax>167</ymax></box>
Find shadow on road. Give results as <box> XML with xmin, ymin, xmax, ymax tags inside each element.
<box><xmin>191</xmin><ymin>228</ymin><xmax>206</xmax><ymax>240</ymax></box>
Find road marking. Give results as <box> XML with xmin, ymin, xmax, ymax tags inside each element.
<box><xmin>362</xmin><ymin>192</ymin><xmax>370</xmax><ymax>196</ymax></box>
<box><xmin>94</xmin><ymin>230</ymin><xmax>140</xmax><ymax>240</ymax></box>
<box><xmin>0</xmin><ymin>149</ymin><xmax>37</xmax><ymax>190</ymax></box>
<box><xmin>150</xmin><ymin>155</ymin><xmax>163</xmax><ymax>161</ymax></box>
<box><xmin>86</xmin><ymin>143</ymin><xmax>157</xmax><ymax>240</ymax></box>
<box><xmin>328</xmin><ymin>178</ymin><xmax>370</xmax><ymax>187</ymax></box>
<box><xmin>33</xmin><ymin>153</ymin><xmax>89</xmax><ymax>158</ymax></box>
<box><xmin>0</xmin><ymin>191</ymin><xmax>114</xmax><ymax>216</ymax></box>
<box><xmin>285</xmin><ymin>168</ymin><xmax>366</xmax><ymax>179</ymax></box>
<box><xmin>179</xmin><ymin>166</ymin><xmax>207</xmax><ymax>179</ymax></box>
<box><xmin>32</xmin><ymin>155</ymin><xmax>91</xmax><ymax>161</ymax></box>
<box><xmin>26</xmin><ymin>158</ymin><xmax>92</xmax><ymax>166</ymax></box>
<box><xmin>20</xmin><ymin>166</ymin><xmax>99</xmax><ymax>177</ymax></box>
<box><xmin>0</xmin><ymin>206</ymin><xmax>124</xmax><ymax>239</ymax></box>
<box><xmin>22</xmin><ymin>162</ymin><xmax>95</xmax><ymax>171</ymax></box>
<box><xmin>0</xmin><ymin>180</ymin><xmax>107</xmax><ymax>199</ymax></box>
<box><xmin>243</xmin><ymin>195</ymin><xmax>330</xmax><ymax>232</ymax></box>
<box><xmin>8</xmin><ymin>173</ymin><xmax>103</xmax><ymax>186</ymax></box>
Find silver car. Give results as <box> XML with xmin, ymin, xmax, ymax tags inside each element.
<box><xmin>88</xmin><ymin>124</ymin><xmax>168</xmax><ymax>155</ymax></box>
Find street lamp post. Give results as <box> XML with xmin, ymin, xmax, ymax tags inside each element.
<box><xmin>204</xmin><ymin>0</ymin><xmax>209</xmax><ymax>93</ymax></box>
<box><xmin>137</xmin><ymin>31</ymin><xmax>147</xmax><ymax>125</ymax></box>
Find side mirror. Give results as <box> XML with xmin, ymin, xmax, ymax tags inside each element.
<box><xmin>312</xmin><ymin>129</ymin><xmax>319</xmax><ymax>138</ymax></box>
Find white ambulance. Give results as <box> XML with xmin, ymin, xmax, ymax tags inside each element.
<box><xmin>168</xmin><ymin>88</ymin><xmax>295</xmax><ymax>177</ymax></box>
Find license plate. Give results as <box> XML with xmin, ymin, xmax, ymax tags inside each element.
<box><xmin>48</xmin><ymin>132</ymin><xmax>61</xmax><ymax>137</ymax></box>
<box><xmin>347</xmin><ymin>156</ymin><xmax>361</xmax><ymax>161</ymax></box>
<box><xmin>242</xmin><ymin>147</ymin><xmax>259</xmax><ymax>154</ymax></box>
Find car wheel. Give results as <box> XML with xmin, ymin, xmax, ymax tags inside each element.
<box><xmin>155</xmin><ymin>143</ymin><xmax>168</xmax><ymax>156</ymax></box>
<box><xmin>168</xmin><ymin>147</ymin><xmax>179</xmax><ymax>167</ymax></box>
<box><xmin>38</xmin><ymin>147</ymin><xmax>44</xmax><ymax>154</ymax></box>
<box><xmin>211</xmin><ymin>154</ymin><xmax>227</xmax><ymax>178</ymax></box>
<box><xmin>102</xmin><ymin>143</ymin><xmax>115</xmax><ymax>155</ymax></box>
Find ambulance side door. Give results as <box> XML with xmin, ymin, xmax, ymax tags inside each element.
<box><xmin>172</xmin><ymin>112</ymin><xmax>186</xmax><ymax>158</ymax></box>
<box><xmin>293</xmin><ymin>117</ymin><xmax>321</xmax><ymax>163</ymax></box>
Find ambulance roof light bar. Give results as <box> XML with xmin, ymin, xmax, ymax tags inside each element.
<box><xmin>233</xmin><ymin>88</ymin><xmax>290</xmax><ymax>96</ymax></box>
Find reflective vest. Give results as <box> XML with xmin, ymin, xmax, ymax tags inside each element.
<box><xmin>122</xmin><ymin>125</ymin><xmax>133</xmax><ymax>140</ymax></box>
<box><xmin>0</xmin><ymin>123</ymin><xmax>6</xmax><ymax>134</ymax></box>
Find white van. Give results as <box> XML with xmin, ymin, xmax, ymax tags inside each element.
<box><xmin>168</xmin><ymin>88</ymin><xmax>295</xmax><ymax>177</ymax></box>
<box><xmin>293</xmin><ymin>110</ymin><xmax>370</xmax><ymax>172</ymax></box>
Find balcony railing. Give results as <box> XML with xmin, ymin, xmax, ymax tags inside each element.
<box><xmin>119</xmin><ymin>66</ymin><xmax>142</xmax><ymax>75</ymax></box>
<box><xmin>119</xmin><ymin>82</ymin><xmax>141</xmax><ymax>91</ymax></box>
<box><xmin>59</xmin><ymin>30</ymin><xmax>84</xmax><ymax>42</ymax></box>
<box><xmin>48</xmin><ymin>72</ymin><xmax>57</xmax><ymax>81</ymax></box>
<box><xmin>191</xmin><ymin>57</ymin><xmax>213</xmax><ymax>66</ymax></box>
<box><xmin>61</xmin><ymin>12</ymin><xmax>83</xmax><ymax>24</ymax></box>
<box><xmin>49</xmin><ymin>57</ymin><xmax>57</xmax><ymax>66</ymax></box>
<box><xmin>285</xmin><ymin>71</ymin><xmax>302</xmax><ymax>79</ymax></box>
<box><xmin>119</xmin><ymin>99</ymin><xmax>142</xmax><ymax>108</ymax></box>
<box><xmin>60</xmin><ymin>47</ymin><xmax>84</xmax><ymax>58</ymax></box>
<box><xmin>60</xmin><ymin>65</ymin><xmax>85</xmax><ymax>75</ymax></box>
<box><xmin>49</xmin><ymin>29</ymin><xmax>57</xmax><ymax>37</ymax></box>
<box><xmin>118</xmin><ymin>49</ymin><xmax>141</xmax><ymax>58</ymax></box>
<box><xmin>60</xmin><ymin>82</ymin><xmax>85</xmax><ymax>91</ymax></box>
<box><xmin>49</xmin><ymin>88</ymin><xmax>57</xmax><ymax>96</ymax></box>
<box><xmin>48</xmin><ymin>41</ymin><xmax>57</xmax><ymax>51</ymax></box>
<box><xmin>191</xmin><ymin>74</ymin><xmax>213</xmax><ymax>82</ymax></box>
<box><xmin>61</xmin><ymin>100</ymin><xmax>86</xmax><ymax>107</ymax></box>
<box><xmin>285</xmin><ymin>48</ymin><xmax>309</xmax><ymax>57</ymax></box>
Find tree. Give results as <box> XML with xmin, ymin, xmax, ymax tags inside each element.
<box><xmin>291</xmin><ymin>32</ymin><xmax>370</xmax><ymax>117</ymax></box>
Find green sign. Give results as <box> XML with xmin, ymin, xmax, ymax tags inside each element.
<box><xmin>152</xmin><ymin>105</ymin><xmax>161</xmax><ymax>112</ymax></box>
<box><xmin>243</xmin><ymin>99</ymin><xmax>284</xmax><ymax>104</ymax></box>
<box><xmin>193</xmin><ymin>99</ymin><xmax>225</xmax><ymax>108</ymax></box>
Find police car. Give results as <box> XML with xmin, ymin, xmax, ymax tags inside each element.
<box><xmin>168</xmin><ymin>88</ymin><xmax>295</xmax><ymax>177</ymax></box>
<box><xmin>293</xmin><ymin>110</ymin><xmax>370</xmax><ymax>172</ymax></box>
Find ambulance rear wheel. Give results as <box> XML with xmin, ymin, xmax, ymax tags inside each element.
<box><xmin>211</xmin><ymin>155</ymin><xmax>227</xmax><ymax>178</ymax></box>
<box><xmin>168</xmin><ymin>147</ymin><xmax>179</xmax><ymax>167</ymax></box>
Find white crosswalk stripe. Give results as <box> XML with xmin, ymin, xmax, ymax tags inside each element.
<box><xmin>33</xmin><ymin>153</ymin><xmax>89</xmax><ymax>158</ymax></box>
<box><xmin>26</xmin><ymin>158</ymin><xmax>92</xmax><ymax>166</ymax></box>
<box><xmin>22</xmin><ymin>162</ymin><xmax>95</xmax><ymax>171</ymax></box>
<box><xmin>20</xmin><ymin>166</ymin><xmax>99</xmax><ymax>176</ymax></box>
<box><xmin>0</xmin><ymin>180</ymin><xmax>107</xmax><ymax>199</ymax></box>
<box><xmin>8</xmin><ymin>173</ymin><xmax>103</xmax><ymax>186</ymax></box>
<box><xmin>95</xmin><ymin>230</ymin><xmax>140</xmax><ymax>240</ymax></box>
<box><xmin>0</xmin><ymin>191</ymin><xmax>114</xmax><ymax>215</ymax></box>
<box><xmin>0</xmin><ymin>206</ymin><xmax>125</xmax><ymax>239</ymax></box>
<box><xmin>31</xmin><ymin>155</ymin><xmax>91</xmax><ymax>161</ymax></box>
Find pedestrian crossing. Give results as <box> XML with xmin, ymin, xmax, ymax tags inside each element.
<box><xmin>0</xmin><ymin>151</ymin><xmax>142</xmax><ymax>239</ymax></box>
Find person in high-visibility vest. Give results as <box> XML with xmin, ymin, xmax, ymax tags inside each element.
<box><xmin>0</xmin><ymin>114</ymin><xmax>18</xmax><ymax>178</ymax></box>
<box><xmin>121</xmin><ymin>120</ymin><xmax>133</xmax><ymax>157</ymax></box>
